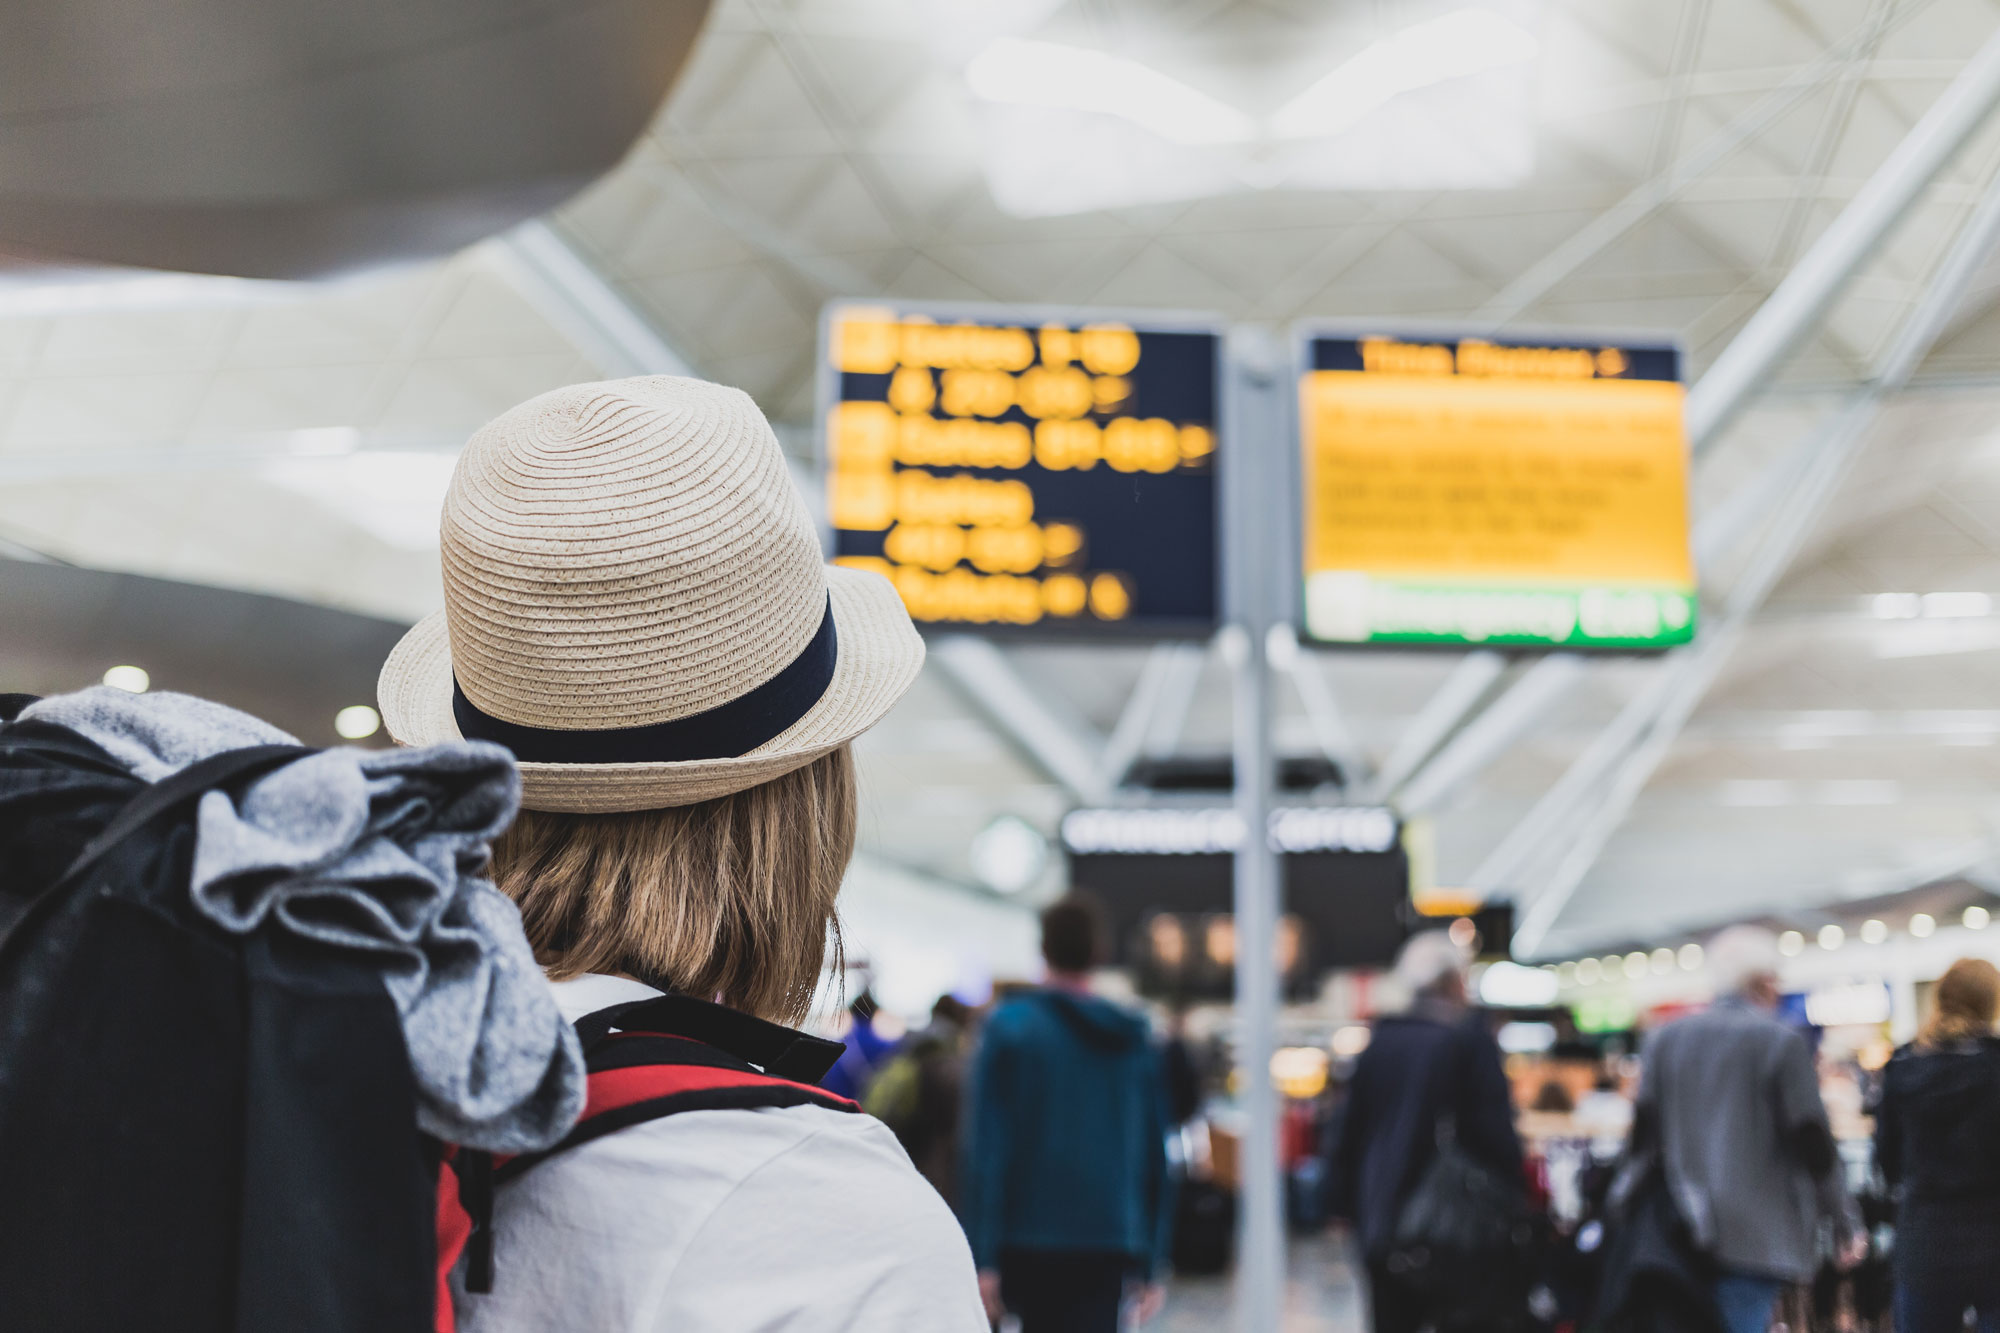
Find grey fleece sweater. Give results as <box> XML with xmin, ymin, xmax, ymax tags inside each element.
<box><xmin>22</xmin><ymin>687</ymin><xmax>584</xmax><ymax>1154</ymax></box>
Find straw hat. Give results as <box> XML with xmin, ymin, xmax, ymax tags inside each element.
<box><xmin>378</xmin><ymin>376</ymin><xmax>924</xmax><ymax>813</ymax></box>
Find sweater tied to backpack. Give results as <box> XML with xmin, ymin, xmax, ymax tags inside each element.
<box><xmin>21</xmin><ymin>687</ymin><xmax>584</xmax><ymax>1154</ymax></box>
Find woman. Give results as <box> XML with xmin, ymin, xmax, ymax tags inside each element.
<box><xmin>377</xmin><ymin>376</ymin><xmax>986</xmax><ymax>1331</ymax></box>
<box><xmin>1875</xmin><ymin>956</ymin><xmax>2000</xmax><ymax>1332</ymax></box>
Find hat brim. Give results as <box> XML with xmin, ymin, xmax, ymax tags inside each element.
<box><xmin>378</xmin><ymin>565</ymin><xmax>925</xmax><ymax>813</ymax></box>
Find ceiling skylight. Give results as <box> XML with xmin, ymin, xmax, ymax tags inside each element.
<box><xmin>966</xmin><ymin>39</ymin><xmax>1256</xmax><ymax>146</ymax></box>
<box><xmin>961</xmin><ymin>3</ymin><xmax>1542</xmax><ymax>217</ymax></box>
<box><xmin>1271</xmin><ymin>8</ymin><xmax>1539</xmax><ymax>141</ymax></box>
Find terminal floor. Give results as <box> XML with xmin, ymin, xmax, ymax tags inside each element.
<box><xmin>1158</xmin><ymin>1233</ymin><xmax>1365</xmax><ymax>1331</ymax></box>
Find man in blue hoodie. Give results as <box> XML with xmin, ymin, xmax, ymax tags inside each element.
<box><xmin>960</xmin><ymin>897</ymin><xmax>1174</xmax><ymax>1331</ymax></box>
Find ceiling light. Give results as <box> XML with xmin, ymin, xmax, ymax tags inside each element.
<box><xmin>966</xmin><ymin>38</ymin><xmax>1256</xmax><ymax>145</ymax></box>
<box><xmin>1966</xmin><ymin>905</ymin><xmax>1991</xmax><ymax>930</ymax></box>
<box><xmin>1649</xmin><ymin>947</ymin><xmax>1674</xmax><ymax>974</ymax></box>
<box><xmin>1556</xmin><ymin>961</ymin><xmax>1577</xmax><ymax>984</ymax></box>
<box><xmin>1816</xmin><ymin>780</ymin><xmax>1901</xmax><ymax>806</ymax></box>
<box><xmin>1718</xmin><ymin>780</ymin><xmax>1793</xmax><ymax>807</ymax></box>
<box><xmin>969</xmin><ymin>814</ymin><xmax>1049</xmax><ymax>894</ymax></box>
<box><xmin>1871</xmin><ymin>593</ymin><xmax>1922</xmax><ymax>619</ymax></box>
<box><xmin>1331</xmin><ymin>1024</ymin><xmax>1371</xmax><ymax>1057</ymax></box>
<box><xmin>334</xmin><ymin>705</ymin><xmax>381</xmax><ymax>741</ymax></box>
<box><xmin>259</xmin><ymin>451</ymin><xmax>460</xmax><ymax>551</ymax></box>
<box><xmin>1818</xmin><ymin>924</ymin><xmax>1844</xmax><ymax>951</ymax></box>
<box><xmin>102</xmin><ymin>665</ymin><xmax>150</xmax><ymax>693</ymax></box>
<box><xmin>1922</xmin><ymin>592</ymin><xmax>1993</xmax><ymax>619</ymax></box>
<box><xmin>1272</xmin><ymin>7</ymin><xmax>1539</xmax><ymax>141</ymax></box>
<box><xmin>1479</xmin><ymin>960</ymin><xmax>1559</xmax><ymax>1007</ymax></box>
<box><xmin>1677</xmin><ymin>943</ymin><xmax>1703</xmax><ymax>971</ymax></box>
<box><xmin>1574</xmin><ymin>957</ymin><xmax>1602</xmax><ymax>984</ymax></box>
<box><xmin>1874</xmin><ymin>621</ymin><xmax>2000</xmax><ymax>659</ymax></box>
<box><xmin>1497</xmin><ymin>1021</ymin><xmax>1557</xmax><ymax>1054</ymax></box>
<box><xmin>1860</xmin><ymin>918</ymin><xmax>1888</xmax><ymax>944</ymax></box>
<box><xmin>1910</xmin><ymin>913</ymin><xmax>1936</xmax><ymax>938</ymax></box>
<box><xmin>1623</xmin><ymin>951</ymin><xmax>1648</xmax><ymax>979</ymax></box>
<box><xmin>1778</xmin><ymin>931</ymin><xmax>1805</xmax><ymax>956</ymax></box>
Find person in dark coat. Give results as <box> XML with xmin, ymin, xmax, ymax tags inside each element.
<box><xmin>1329</xmin><ymin>930</ymin><xmax>1524</xmax><ymax>1333</ymax></box>
<box><xmin>1874</xmin><ymin>956</ymin><xmax>2000</xmax><ymax>1331</ymax></box>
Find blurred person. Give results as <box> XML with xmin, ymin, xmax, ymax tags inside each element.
<box><xmin>865</xmin><ymin>994</ymin><xmax>973</xmax><ymax>1208</ymax></box>
<box><xmin>1874</xmin><ymin>957</ymin><xmax>2000</xmax><ymax>1331</ymax></box>
<box><xmin>1329</xmin><ymin>930</ymin><xmax>1524</xmax><ymax>1333</ymax></box>
<box><xmin>822</xmin><ymin>981</ymin><xmax>897</xmax><ymax>1102</ymax></box>
<box><xmin>1634</xmin><ymin>926</ymin><xmax>1865</xmax><ymax>1333</ymax></box>
<box><xmin>378</xmin><ymin>377</ymin><xmax>985</xmax><ymax>1332</ymax></box>
<box><xmin>1532</xmin><ymin>1079</ymin><xmax>1578</xmax><ymax>1113</ymax></box>
<box><xmin>960</xmin><ymin>897</ymin><xmax>1174</xmax><ymax>1331</ymax></box>
<box><xmin>1576</xmin><ymin>1070</ymin><xmax>1634</xmax><ymax>1137</ymax></box>
<box><xmin>1160</xmin><ymin>1003</ymin><xmax>1205</xmax><ymax>1127</ymax></box>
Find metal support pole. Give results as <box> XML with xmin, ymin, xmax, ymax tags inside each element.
<box><xmin>1225</xmin><ymin>327</ymin><xmax>1284</xmax><ymax>1331</ymax></box>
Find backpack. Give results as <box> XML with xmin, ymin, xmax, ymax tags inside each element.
<box><xmin>437</xmin><ymin>993</ymin><xmax>858</xmax><ymax>1331</ymax></box>
<box><xmin>0</xmin><ymin>705</ymin><xmax>436</xmax><ymax>1333</ymax></box>
<box><xmin>1382</xmin><ymin>1030</ymin><xmax>1538</xmax><ymax>1331</ymax></box>
<box><xmin>0</xmin><ymin>699</ymin><xmax>858</xmax><ymax>1333</ymax></box>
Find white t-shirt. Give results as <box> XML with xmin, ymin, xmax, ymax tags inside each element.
<box><xmin>457</xmin><ymin>974</ymin><xmax>988</xmax><ymax>1333</ymax></box>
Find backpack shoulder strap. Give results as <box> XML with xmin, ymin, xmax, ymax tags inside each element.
<box><xmin>54</xmin><ymin>744</ymin><xmax>316</xmax><ymax>891</ymax></box>
<box><xmin>0</xmin><ymin>740</ymin><xmax>317</xmax><ymax>968</ymax></box>
<box><xmin>443</xmin><ymin>1000</ymin><xmax>858</xmax><ymax>1305</ymax></box>
<box><xmin>495</xmin><ymin>1022</ymin><xmax>859</xmax><ymax>1185</ymax></box>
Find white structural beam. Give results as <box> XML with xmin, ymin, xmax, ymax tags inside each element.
<box><xmin>929</xmin><ymin>636</ymin><xmax>1109</xmax><ymax>805</ymax></box>
<box><xmin>1393</xmin><ymin>27</ymin><xmax>2000</xmax><ymax>818</ymax></box>
<box><xmin>1269</xmin><ymin>626</ymin><xmax>1371</xmax><ymax>789</ymax></box>
<box><xmin>1397</xmin><ymin>655</ymin><xmax>1587</xmax><ymax>815</ymax></box>
<box><xmin>485</xmin><ymin>219</ymin><xmax>696</xmax><ymax>379</ymax></box>
<box><xmin>1509</xmin><ymin>151</ymin><xmax>2000</xmax><ymax>957</ymax></box>
<box><xmin>1141</xmin><ymin>643</ymin><xmax>1207</xmax><ymax>759</ymax></box>
<box><xmin>1684</xmin><ymin>22</ymin><xmax>2000</xmax><ymax>452</ymax></box>
<box><xmin>1096</xmin><ymin>644</ymin><xmax>1189</xmax><ymax>793</ymax></box>
<box><xmin>1476</xmin><ymin>0</ymin><xmax>1926</xmax><ymax>326</ymax></box>
<box><xmin>1366</xmin><ymin>651</ymin><xmax>1504</xmax><ymax>803</ymax></box>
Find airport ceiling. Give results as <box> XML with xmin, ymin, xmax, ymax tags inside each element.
<box><xmin>9</xmin><ymin>0</ymin><xmax>2000</xmax><ymax>955</ymax></box>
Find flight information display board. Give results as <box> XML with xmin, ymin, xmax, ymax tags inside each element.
<box><xmin>1297</xmin><ymin>330</ymin><xmax>1695</xmax><ymax>650</ymax></box>
<box><xmin>821</xmin><ymin>302</ymin><xmax>1220</xmax><ymax>636</ymax></box>
<box><xmin>1060</xmin><ymin>805</ymin><xmax>1412</xmax><ymax>987</ymax></box>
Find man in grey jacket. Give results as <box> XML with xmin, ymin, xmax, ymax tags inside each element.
<box><xmin>1638</xmin><ymin>926</ymin><xmax>1865</xmax><ymax>1333</ymax></box>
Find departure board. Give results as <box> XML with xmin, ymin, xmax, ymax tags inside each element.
<box><xmin>821</xmin><ymin>302</ymin><xmax>1220</xmax><ymax>637</ymax></box>
<box><xmin>1298</xmin><ymin>331</ymin><xmax>1695</xmax><ymax>650</ymax></box>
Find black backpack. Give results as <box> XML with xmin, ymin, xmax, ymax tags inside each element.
<box><xmin>0</xmin><ymin>698</ymin><xmax>864</xmax><ymax>1333</ymax></box>
<box><xmin>1383</xmin><ymin>1030</ymin><xmax>1539</xmax><ymax>1330</ymax></box>
<box><xmin>0</xmin><ymin>699</ymin><xmax>438</xmax><ymax>1333</ymax></box>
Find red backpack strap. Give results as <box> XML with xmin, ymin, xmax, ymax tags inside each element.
<box><xmin>496</xmin><ymin>1029</ymin><xmax>859</xmax><ymax>1184</ymax></box>
<box><xmin>439</xmin><ymin>994</ymin><xmax>856</xmax><ymax>1317</ymax></box>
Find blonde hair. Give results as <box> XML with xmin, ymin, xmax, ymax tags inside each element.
<box><xmin>1921</xmin><ymin>956</ymin><xmax>2000</xmax><ymax>1049</ymax></box>
<box><xmin>490</xmin><ymin>746</ymin><xmax>855</xmax><ymax>1025</ymax></box>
